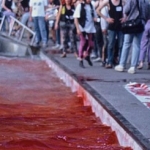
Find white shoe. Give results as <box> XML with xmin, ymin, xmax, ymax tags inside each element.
<box><xmin>128</xmin><ymin>67</ymin><xmax>136</xmax><ymax>74</ymax></box>
<box><xmin>42</xmin><ymin>43</ymin><xmax>47</xmax><ymax>48</ymax></box>
<box><xmin>90</xmin><ymin>53</ymin><xmax>97</xmax><ymax>58</ymax></box>
<box><xmin>58</xmin><ymin>45</ymin><xmax>63</xmax><ymax>50</ymax></box>
<box><xmin>114</xmin><ymin>65</ymin><xmax>124</xmax><ymax>72</ymax></box>
<box><xmin>51</xmin><ymin>44</ymin><xmax>60</xmax><ymax>50</ymax></box>
<box><xmin>93</xmin><ymin>57</ymin><xmax>101</xmax><ymax>62</ymax></box>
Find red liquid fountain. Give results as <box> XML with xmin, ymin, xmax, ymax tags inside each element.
<box><xmin>0</xmin><ymin>58</ymin><xmax>132</xmax><ymax>150</ymax></box>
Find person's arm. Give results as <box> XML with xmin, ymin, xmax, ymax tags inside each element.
<box><xmin>2</xmin><ymin>0</ymin><xmax>11</xmax><ymax>11</ymax></box>
<box><xmin>29</xmin><ymin>0</ymin><xmax>33</xmax><ymax>21</ymax></box>
<box><xmin>44</xmin><ymin>0</ymin><xmax>48</xmax><ymax>12</ymax></box>
<box><xmin>96</xmin><ymin>0</ymin><xmax>114</xmax><ymax>23</ymax></box>
<box><xmin>96</xmin><ymin>0</ymin><xmax>108</xmax><ymax>20</ymax></box>
<box><xmin>73</xmin><ymin>3</ymin><xmax>81</xmax><ymax>35</ymax></box>
<box><xmin>55</xmin><ymin>5</ymin><xmax>62</xmax><ymax>29</ymax></box>
<box><xmin>74</xmin><ymin>18</ymin><xmax>81</xmax><ymax>35</ymax></box>
<box><xmin>29</xmin><ymin>6</ymin><xmax>32</xmax><ymax>21</ymax></box>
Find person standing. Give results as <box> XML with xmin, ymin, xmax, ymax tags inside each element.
<box><xmin>97</xmin><ymin>0</ymin><xmax>124</xmax><ymax>69</ymax></box>
<box><xmin>115</xmin><ymin>0</ymin><xmax>149</xmax><ymax>74</ymax></box>
<box><xmin>73</xmin><ymin>0</ymin><xmax>98</xmax><ymax>68</ymax></box>
<box><xmin>29</xmin><ymin>0</ymin><xmax>48</xmax><ymax>47</ymax></box>
<box><xmin>55</xmin><ymin>0</ymin><xmax>77</xmax><ymax>58</ymax></box>
<box><xmin>137</xmin><ymin>20</ymin><xmax>150</xmax><ymax>70</ymax></box>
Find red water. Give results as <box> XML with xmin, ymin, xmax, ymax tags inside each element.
<box><xmin>0</xmin><ymin>58</ymin><xmax>132</xmax><ymax>150</ymax></box>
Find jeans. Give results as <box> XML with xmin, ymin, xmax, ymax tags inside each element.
<box><xmin>93</xmin><ymin>22</ymin><xmax>103</xmax><ymax>58</ymax></box>
<box><xmin>119</xmin><ymin>33</ymin><xmax>142</xmax><ymax>67</ymax></box>
<box><xmin>33</xmin><ymin>17</ymin><xmax>47</xmax><ymax>44</ymax></box>
<box><xmin>107</xmin><ymin>30</ymin><xmax>124</xmax><ymax>65</ymax></box>
<box><xmin>2</xmin><ymin>11</ymin><xmax>15</xmax><ymax>31</ymax></box>
<box><xmin>21</xmin><ymin>12</ymin><xmax>30</xmax><ymax>25</ymax></box>
<box><xmin>3</xmin><ymin>10</ymin><xmax>15</xmax><ymax>22</ymax></box>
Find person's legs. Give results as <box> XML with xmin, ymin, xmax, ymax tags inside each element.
<box><xmin>115</xmin><ymin>34</ymin><xmax>133</xmax><ymax>72</ymax></box>
<box><xmin>33</xmin><ymin>17</ymin><xmax>41</xmax><ymax>45</ymax></box>
<box><xmin>69</xmin><ymin>24</ymin><xmax>78</xmax><ymax>56</ymax></box>
<box><xmin>119</xmin><ymin>34</ymin><xmax>133</xmax><ymax>67</ymax></box>
<box><xmin>56</xmin><ymin>27</ymin><xmax>61</xmax><ymax>45</ymax></box>
<box><xmin>78</xmin><ymin>32</ymin><xmax>87</xmax><ymax>67</ymax></box>
<box><xmin>84</xmin><ymin>33</ymin><xmax>94</xmax><ymax>66</ymax></box>
<box><xmin>78</xmin><ymin>32</ymin><xmax>86</xmax><ymax>59</ymax></box>
<box><xmin>21</xmin><ymin>12</ymin><xmax>30</xmax><ymax>25</ymax></box>
<box><xmin>38</xmin><ymin>17</ymin><xmax>48</xmax><ymax>46</ymax></box>
<box><xmin>138</xmin><ymin>20</ymin><xmax>150</xmax><ymax>68</ymax></box>
<box><xmin>92</xmin><ymin>23</ymin><xmax>100</xmax><ymax>59</ymax></box>
<box><xmin>127</xmin><ymin>33</ymin><xmax>142</xmax><ymax>74</ymax></box>
<box><xmin>101</xmin><ymin>31</ymin><xmax>108</xmax><ymax>66</ymax></box>
<box><xmin>107</xmin><ymin>30</ymin><xmax>116</xmax><ymax>67</ymax></box>
<box><xmin>3</xmin><ymin>11</ymin><xmax>15</xmax><ymax>32</ymax></box>
<box><xmin>3</xmin><ymin>11</ymin><xmax>15</xmax><ymax>22</ymax></box>
<box><xmin>45</xmin><ymin>20</ymin><xmax>49</xmax><ymax>42</ymax></box>
<box><xmin>131</xmin><ymin>33</ymin><xmax>142</xmax><ymax>67</ymax></box>
<box><xmin>93</xmin><ymin>23</ymin><xmax>103</xmax><ymax>61</ymax></box>
<box><xmin>117</xmin><ymin>31</ymin><xmax>124</xmax><ymax>62</ymax></box>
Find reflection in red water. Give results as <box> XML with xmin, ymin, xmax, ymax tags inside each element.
<box><xmin>0</xmin><ymin>58</ymin><xmax>132</xmax><ymax>150</ymax></box>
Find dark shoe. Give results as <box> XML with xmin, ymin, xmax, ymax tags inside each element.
<box><xmin>100</xmin><ymin>61</ymin><xmax>106</xmax><ymax>67</ymax></box>
<box><xmin>61</xmin><ymin>53</ymin><xmax>67</xmax><ymax>58</ymax></box>
<box><xmin>147</xmin><ymin>64</ymin><xmax>150</xmax><ymax>70</ymax></box>
<box><xmin>105</xmin><ymin>64</ymin><xmax>112</xmax><ymax>69</ymax></box>
<box><xmin>85</xmin><ymin>56</ymin><xmax>93</xmax><ymax>66</ymax></box>
<box><xmin>79</xmin><ymin>60</ymin><xmax>85</xmax><ymax>68</ymax></box>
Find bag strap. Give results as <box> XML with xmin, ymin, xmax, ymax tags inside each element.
<box><xmin>135</xmin><ymin>0</ymin><xmax>141</xmax><ymax>17</ymax></box>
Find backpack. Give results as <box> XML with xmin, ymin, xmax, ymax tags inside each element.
<box><xmin>78</xmin><ymin>3</ymin><xmax>94</xmax><ymax>28</ymax></box>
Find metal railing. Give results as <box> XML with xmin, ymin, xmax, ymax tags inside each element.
<box><xmin>0</xmin><ymin>15</ymin><xmax>36</xmax><ymax>46</ymax></box>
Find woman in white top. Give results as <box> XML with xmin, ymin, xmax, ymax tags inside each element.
<box><xmin>74</xmin><ymin>0</ymin><xmax>97</xmax><ymax>68</ymax></box>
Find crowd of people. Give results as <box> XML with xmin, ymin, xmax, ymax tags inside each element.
<box><xmin>0</xmin><ymin>0</ymin><xmax>150</xmax><ymax>74</ymax></box>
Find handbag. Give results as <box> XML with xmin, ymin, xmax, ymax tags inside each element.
<box><xmin>121</xmin><ymin>0</ymin><xmax>144</xmax><ymax>34</ymax></box>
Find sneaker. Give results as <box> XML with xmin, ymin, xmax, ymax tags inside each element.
<box><xmin>93</xmin><ymin>57</ymin><xmax>101</xmax><ymax>62</ymax></box>
<box><xmin>51</xmin><ymin>44</ymin><xmax>60</xmax><ymax>50</ymax></box>
<box><xmin>105</xmin><ymin>64</ymin><xmax>112</xmax><ymax>69</ymax></box>
<box><xmin>100</xmin><ymin>61</ymin><xmax>106</xmax><ymax>67</ymax></box>
<box><xmin>85</xmin><ymin>56</ymin><xmax>93</xmax><ymax>66</ymax></box>
<box><xmin>90</xmin><ymin>53</ymin><xmax>97</xmax><ymax>59</ymax></box>
<box><xmin>115</xmin><ymin>65</ymin><xmax>124</xmax><ymax>72</ymax></box>
<box><xmin>79</xmin><ymin>60</ymin><xmax>85</xmax><ymax>68</ymax></box>
<box><xmin>58</xmin><ymin>45</ymin><xmax>63</xmax><ymax>50</ymax></box>
<box><xmin>42</xmin><ymin>42</ymin><xmax>47</xmax><ymax>48</ymax></box>
<box><xmin>128</xmin><ymin>67</ymin><xmax>135</xmax><ymax>74</ymax></box>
